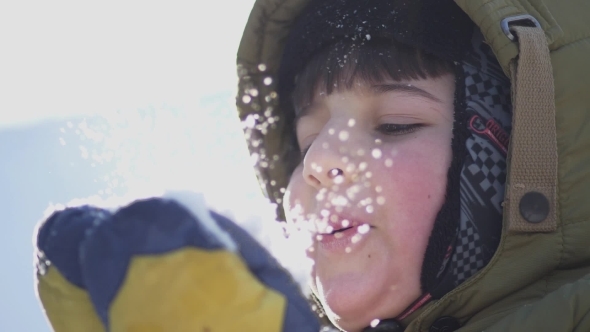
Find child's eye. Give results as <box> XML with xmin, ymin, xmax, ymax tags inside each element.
<box><xmin>376</xmin><ymin>123</ymin><xmax>423</xmax><ymax>136</ymax></box>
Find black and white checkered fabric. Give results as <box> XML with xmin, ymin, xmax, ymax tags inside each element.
<box><xmin>449</xmin><ymin>30</ymin><xmax>512</xmax><ymax>286</ymax></box>
<box><xmin>452</xmin><ymin>223</ymin><xmax>484</xmax><ymax>283</ymax></box>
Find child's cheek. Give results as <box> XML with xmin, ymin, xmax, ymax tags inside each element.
<box><xmin>380</xmin><ymin>142</ymin><xmax>450</xmax><ymax>221</ymax></box>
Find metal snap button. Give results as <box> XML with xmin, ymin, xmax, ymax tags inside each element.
<box><xmin>429</xmin><ymin>316</ymin><xmax>460</xmax><ymax>332</ymax></box>
<box><xmin>519</xmin><ymin>191</ymin><xmax>550</xmax><ymax>223</ymax></box>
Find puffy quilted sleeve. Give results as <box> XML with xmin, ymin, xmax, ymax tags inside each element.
<box><xmin>34</xmin><ymin>197</ymin><xmax>319</xmax><ymax>332</ymax></box>
<box><xmin>485</xmin><ymin>273</ymin><xmax>590</xmax><ymax>332</ymax></box>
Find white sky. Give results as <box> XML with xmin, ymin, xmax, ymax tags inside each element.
<box><xmin>0</xmin><ymin>0</ymin><xmax>255</xmax><ymax>127</ymax></box>
<box><xmin>0</xmin><ymin>2</ymin><xmax>289</xmax><ymax>330</ymax></box>
<box><xmin>0</xmin><ymin>0</ymin><xmax>267</xmax><ymax>206</ymax></box>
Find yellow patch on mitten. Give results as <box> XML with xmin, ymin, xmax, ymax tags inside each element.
<box><xmin>37</xmin><ymin>267</ymin><xmax>105</xmax><ymax>332</ymax></box>
<box><xmin>110</xmin><ymin>248</ymin><xmax>286</xmax><ymax>332</ymax></box>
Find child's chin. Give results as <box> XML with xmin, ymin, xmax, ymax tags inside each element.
<box><xmin>326</xmin><ymin>299</ymin><xmax>405</xmax><ymax>332</ymax></box>
<box><xmin>319</xmin><ymin>270</ymin><xmax>419</xmax><ymax>331</ymax></box>
<box><xmin>323</xmin><ymin>303</ymin><xmax>372</xmax><ymax>332</ymax></box>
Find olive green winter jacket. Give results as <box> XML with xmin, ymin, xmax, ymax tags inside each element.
<box><xmin>236</xmin><ymin>0</ymin><xmax>590</xmax><ymax>331</ymax></box>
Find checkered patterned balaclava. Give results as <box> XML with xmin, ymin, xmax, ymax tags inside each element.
<box><xmin>423</xmin><ymin>30</ymin><xmax>511</xmax><ymax>299</ymax></box>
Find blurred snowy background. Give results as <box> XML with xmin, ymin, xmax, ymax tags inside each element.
<box><xmin>0</xmin><ymin>1</ymin><xmax>267</xmax><ymax>330</ymax></box>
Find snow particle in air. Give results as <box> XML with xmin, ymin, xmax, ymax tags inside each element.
<box><xmin>339</xmin><ymin>130</ymin><xmax>349</xmax><ymax>141</ymax></box>
<box><xmin>358</xmin><ymin>224</ymin><xmax>371</xmax><ymax>234</ymax></box>
<box><xmin>372</xmin><ymin>148</ymin><xmax>382</xmax><ymax>159</ymax></box>
<box><xmin>370</xmin><ymin>319</ymin><xmax>380</xmax><ymax>328</ymax></box>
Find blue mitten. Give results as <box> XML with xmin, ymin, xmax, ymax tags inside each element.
<box><xmin>35</xmin><ymin>195</ymin><xmax>320</xmax><ymax>332</ymax></box>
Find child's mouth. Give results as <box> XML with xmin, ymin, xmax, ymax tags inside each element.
<box><xmin>317</xmin><ymin>224</ymin><xmax>372</xmax><ymax>253</ymax></box>
<box><xmin>327</xmin><ymin>226</ymin><xmax>354</xmax><ymax>235</ymax></box>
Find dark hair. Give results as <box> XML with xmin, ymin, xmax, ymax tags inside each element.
<box><xmin>282</xmin><ymin>38</ymin><xmax>453</xmax><ymax>173</ymax></box>
<box><xmin>292</xmin><ymin>37</ymin><xmax>454</xmax><ymax>114</ymax></box>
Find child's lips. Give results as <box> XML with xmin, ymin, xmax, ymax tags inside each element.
<box><xmin>318</xmin><ymin>224</ymin><xmax>358</xmax><ymax>235</ymax></box>
<box><xmin>314</xmin><ymin>210</ymin><xmax>371</xmax><ymax>234</ymax></box>
<box><xmin>326</xmin><ymin>226</ymin><xmax>354</xmax><ymax>235</ymax></box>
<box><xmin>316</xmin><ymin>223</ymin><xmax>373</xmax><ymax>253</ymax></box>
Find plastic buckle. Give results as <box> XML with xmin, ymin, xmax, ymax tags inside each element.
<box><xmin>501</xmin><ymin>14</ymin><xmax>541</xmax><ymax>41</ymax></box>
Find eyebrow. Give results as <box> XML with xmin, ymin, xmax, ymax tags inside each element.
<box><xmin>370</xmin><ymin>83</ymin><xmax>442</xmax><ymax>103</ymax></box>
<box><xmin>295</xmin><ymin>82</ymin><xmax>442</xmax><ymax>125</ymax></box>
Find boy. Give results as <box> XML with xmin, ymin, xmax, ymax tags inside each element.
<box><xmin>237</xmin><ymin>0</ymin><xmax>590</xmax><ymax>330</ymax></box>
<box><xmin>240</xmin><ymin>0</ymin><xmax>512</xmax><ymax>330</ymax></box>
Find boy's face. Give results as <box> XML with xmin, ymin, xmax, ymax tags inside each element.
<box><xmin>284</xmin><ymin>73</ymin><xmax>455</xmax><ymax>332</ymax></box>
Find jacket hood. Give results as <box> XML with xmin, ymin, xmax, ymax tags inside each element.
<box><xmin>237</xmin><ymin>0</ymin><xmax>473</xmax><ymax>220</ymax></box>
<box><xmin>276</xmin><ymin>0</ymin><xmax>474</xmax><ymax>109</ymax></box>
<box><xmin>237</xmin><ymin>0</ymin><xmax>590</xmax><ymax>330</ymax></box>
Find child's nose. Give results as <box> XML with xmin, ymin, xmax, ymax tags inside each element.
<box><xmin>303</xmin><ymin>164</ymin><xmax>346</xmax><ymax>189</ymax></box>
<box><xmin>301</xmin><ymin>129</ymin><xmax>357</xmax><ymax>189</ymax></box>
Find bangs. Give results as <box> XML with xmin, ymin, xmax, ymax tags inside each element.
<box><xmin>282</xmin><ymin>38</ymin><xmax>454</xmax><ymax>176</ymax></box>
<box><xmin>292</xmin><ymin>38</ymin><xmax>453</xmax><ymax>113</ymax></box>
